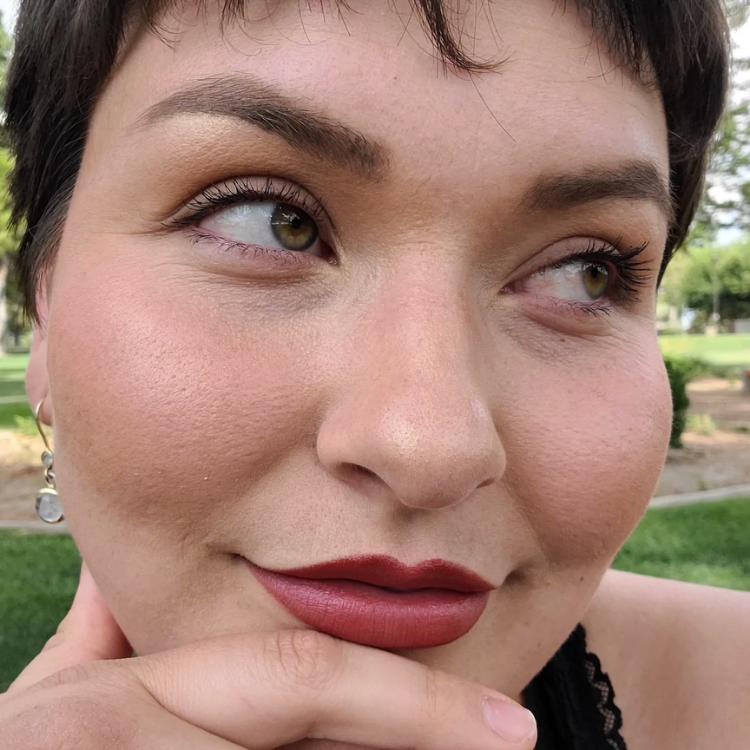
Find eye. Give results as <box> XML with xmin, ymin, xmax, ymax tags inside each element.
<box><xmin>199</xmin><ymin>201</ymin><xmax>326</xmax><ymax>256</ymax></box>
<box><xmin>520</xmin><ymin>259</ymin><xmax>612</xmax><ymax>303</ymax></box>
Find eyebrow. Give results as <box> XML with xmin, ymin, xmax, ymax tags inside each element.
<box><xmin>141</xmin><ymin>76</ymin><xmax>671</xmax><ymax>221</ymax></box>
<box><xmin>521</xmin><ymin>161</ymin><xmax>673</xmax><ymax>223</ymax></box>
<box><xmin>138</xmin><ymin>74</ymin><xmax>389</xmax><ymax>180</ymax></box>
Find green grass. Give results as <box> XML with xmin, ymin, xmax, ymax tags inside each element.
<box><xmin>614</xmin><ymin>497</ymin><xmax>750</xmax><ymax>590</ymax></box>
<box><xmin>0</xmin><ymin>401</ymin><xmax>33</xmax><ymax>430</ymax></box>
<box><xmin>0</xmin><ymin>498</ymin><xmax>748</xmax><ymax>690</ymax></box>
<box><xmin>0</xmin><ymin>353</ymin><xmax>29</xmax><ymax>373</ymax></box>
<box><xmin>0</xmin><ymin>532</ymin><xmax>80</xmax><ymax>692</ymax></box>
<box><xmin>0</xmin><ymin>353</ymin><xmax>31</xmax><ymax>429</ymax></box>
<box><xmin>658</xmin><ymin>333</ymin><xmax>750</xmax><ymax>366</ymax></box>
<box><xmin>0</xmin><ymin>379</ymin><xmax>27</xmax><ymax>399</ymax></box>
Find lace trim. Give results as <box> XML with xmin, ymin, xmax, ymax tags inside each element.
<box><xmin>522</xmin><ymin>624</ymin><xmax>629</xmax><ymax>750</ymax></box>
<box><xmin>581</xmin><ymin>641</ymin><xmax>628</xmax><ymax>750</ymax></box>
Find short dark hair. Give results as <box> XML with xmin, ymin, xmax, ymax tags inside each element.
<box><xmin>6</xmin><ymin>0</ymin><xmax>730</xmax><ymax>321</ymax></box>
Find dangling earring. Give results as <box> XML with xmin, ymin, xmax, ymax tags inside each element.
<box><xmin>34</xmin><ymin>400</ymin><xmax>64</xmax><ymax>524</ymax></box>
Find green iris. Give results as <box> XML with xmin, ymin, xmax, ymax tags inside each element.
<box><xmin>582</xmin><ymin>263</ymin><xmax>609</xmax><ymax>300</ymax></box>
<box><xmin>270</xmin><ymin>203</ymin><xmax>318</xmax><ymax>251</ymax></box>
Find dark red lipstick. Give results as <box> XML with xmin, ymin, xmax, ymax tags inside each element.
<box><xmin>248</xmin><ymin>555</ymin><xmax>494</xmax><ymax>649</ymax></box>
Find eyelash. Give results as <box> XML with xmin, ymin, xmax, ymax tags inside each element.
<box><xmin>539</xmin><ymin>240</ymin><xmax>654</xmax><ymax>318</ymax></box>
<box><xmin>170</xmin><ymin>179</ymin><xmax>654</xmax><ymax>315</ymax></box>
<box><xmin>172</xmin><ymin>177</ymin><xmax>329</xmax><ymax>233</ymax></box>
<box><xmin>167</xmin><ymin>178</ymin><xmax>333</xmax><ymax>265</ymax></box>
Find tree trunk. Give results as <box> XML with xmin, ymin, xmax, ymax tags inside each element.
<box><xmin>0</xmin><ymin>262</ymin><xmax>7</xmax><ymax>356</ymax></box>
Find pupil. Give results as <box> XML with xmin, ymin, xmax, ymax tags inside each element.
<box><xmin>583</xmin><ymin>263</ymin><xmax>608</xmax><ymax>300</ymax></box>
<box><xmin>271</xmin><ymin>203</ymin><xmax>318</xmax><ymax>251</ymax></box>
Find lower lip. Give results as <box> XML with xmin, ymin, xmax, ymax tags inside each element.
<box><xmin>247</xmin><ymin>562</ymin><xmax>491</xmax><ymax>649</ymax></box>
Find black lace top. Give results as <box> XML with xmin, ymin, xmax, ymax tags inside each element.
<box><xmin>522</xmin><ymin>625</ymin><xmax>627</xmax><ymax>749</ymax></box>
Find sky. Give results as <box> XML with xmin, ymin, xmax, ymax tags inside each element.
<box><xmin>0</xmin><ymin>0</ymin><xmax>14</xmax><ymax>32</ymax></box>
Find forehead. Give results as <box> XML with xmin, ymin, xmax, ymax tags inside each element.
<box><xmin>96</xmin><ymin>0</ymin><xmax>668</xmax><ymax>188</ymax></box>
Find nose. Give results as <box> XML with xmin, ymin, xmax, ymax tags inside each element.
<box><xmin>316</xmin><ymin>275</ymin><xmax>506</xmax><ymax>511</ymax></box>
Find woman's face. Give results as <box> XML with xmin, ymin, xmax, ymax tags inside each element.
<box><xmin>28</xmin><ymin>0</ymin><xmax>672</xmax><ymax>698</ymax></box>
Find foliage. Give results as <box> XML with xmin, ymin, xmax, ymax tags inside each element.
<box><xmin>661</xmin><ymin>242</ymin><xmax>750</xmax><ymax>322</ymax></box>
<box><xmin>659</xmin><ymin>348</ymin><xmax>738</xmax><ymax>447</ymax></box>
<box><xmin>0</xmin><ymin>146</ymin><xmax>24</xmax><ymax>344</ymax></box>
<box><xmin>686</xmin><ymin>413</ymin><xmax>718</xmax><ymax>437</ymax></box>
<box><xmin>726</xmin><ymin>0</ymin><xmax>750</xmax><ymax>27</ymax></box>
<box><xmin>0</xmin><ymin>149</ymin><xmax>20</xmax><ymax>257</ymax></box>
<box><xmin>663</xmin><ymin>355</ymin><xmax>698</xmax><ymax>448</ymax></box>
<box><xmin>688</xmin><ymin>0</ymin><xmax>750</xmax><ymax>241</ymax></box>
<box><xmin>0</xmin><ymin>9</ymin><xmax>10</xmax><ymax>108</ymax></box>
<box><xmin>0</xmin><ymin>13</ymin><xmax>21</xmax><ymax>354</ymax></box>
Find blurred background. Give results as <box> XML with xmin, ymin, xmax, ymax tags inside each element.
<box><xmin>0</xmin><ymin>0</ymin><xmax>749</xmax><ymax>689</ymax></box>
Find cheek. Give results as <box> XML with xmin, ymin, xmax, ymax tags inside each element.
<box><xmin>504</xmin><ymin>341</ymin><xmax>672</xmax><ymax>565</ymax></box>
<box><xmin>45</xmin><ymin>244</ymin><xmax>320</xmax><ymax>533</ymax></box>
<box><xmin>44</xmin><ymin>242</ymin><xmax>332</xmax><ymax>649</ymax></box>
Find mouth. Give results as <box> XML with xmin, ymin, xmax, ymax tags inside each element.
<box><xmin>246</xmin><ymin>555</ymin><xmax>494</xmax><ymax>649</ymax></box>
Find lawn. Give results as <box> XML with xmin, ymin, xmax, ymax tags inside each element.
<box><xmin>0</xmin><ymin>497</ymin><xmax>748</xmax><ymax>691</ymax></box>
<box><xmin>612</xmin><ymin>497</ymin><xmax>750</xmax><ymax>590</ymax></box>
<box><xmin>0</xmin><ymin>531</ymin><xmax>80</xmax><ymax>692</ymax></box>
<box><xmin>0</xmin><ymin>353</ymin><xmax>32</xmax><ymax>429</ymax></box>
<box><xmin>0</xmin><ymin>353</ymin><xmax>29</xmax><ymax>373</ymax></box>
<box><xmin>658</xmin><ymin>333</ymin><xmax>750</xmax><ymax>366</ymax></box>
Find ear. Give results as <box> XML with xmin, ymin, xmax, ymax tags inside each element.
<box><xmin>26</xmin><ymin>293</ymin><xmax>52</xmax><ymax>425</ymax></box>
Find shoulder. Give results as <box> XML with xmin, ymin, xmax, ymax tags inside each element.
<box><xmin>581</xmin><ymin>569</ymin><xmax>750</xmax><ymax>750</ymax></box>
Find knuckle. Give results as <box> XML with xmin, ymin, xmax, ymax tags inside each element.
<box><xmin>421</xmin><ymin>666</ymin><xmax>445</xmax><ymax>717</ymax></box>
<box><xmin>31</xmin><ymin>661</ymin><xmax>104</xmax><ymax>693</ymax></box>
<box><xmin>415</xmin><ymin>666</ymin><xmax>456</xmax><ymax>736</ymax></box>
<box><xmin>262</xmin><ymin>630</ymin><xmax>345</xmax><ymax>694</ymax></box>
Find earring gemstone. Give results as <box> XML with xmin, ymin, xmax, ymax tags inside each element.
<box><xmin>36</xmin><ymin>489</ymin><xmax>64</xmax><ymax>524</ymax></box>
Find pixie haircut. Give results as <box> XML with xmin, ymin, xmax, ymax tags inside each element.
<box><xmin>6</xmin><ymin>0</ymin><xmax>730</xmax><ymax>321</ymax></box>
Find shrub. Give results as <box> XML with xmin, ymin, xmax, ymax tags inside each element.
<box><xmin>663</xmin><ymin>355</ymin><xmax>701</xmax><ymax>448</ymax></box>
<box><xmin>687</xmin><ymin>413</ymin><xmax>717</xmax><ymax>437</ymax></box>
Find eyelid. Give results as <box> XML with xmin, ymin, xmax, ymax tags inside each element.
<box><xmin>511</xmin><ymin>237</ymin><xmax>651</xmax><ymax>284</ymax></box>
<box><xmin>168</xmin><ymin>176</ymin><xmax>337</xmax><ymax>241</ymax></box>
<box><xmin>504</xmin><ymin>237</ymin><xmax>654</xmax><ymax>322</ymax></box>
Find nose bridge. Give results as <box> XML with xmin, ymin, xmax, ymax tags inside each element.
<box><xmin>317</xmin><ymin>261</ymin><xmax>506</xmax><ymax>510</ymax></box>
<box><xmin>371</xmin><ymin>271</ymin><xmax>480</xmax><ymax>411</ymax></box>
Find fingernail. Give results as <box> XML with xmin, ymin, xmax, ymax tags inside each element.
<box><xmin>482</xmin><ymin>696</ymin><xmax>536</xmax><ymax>744</ymax></box>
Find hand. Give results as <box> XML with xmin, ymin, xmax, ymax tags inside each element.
<box><xmin>0</xmin><ymin>565</ymin><xmax>537</xmax><ymax>749</ymax></box>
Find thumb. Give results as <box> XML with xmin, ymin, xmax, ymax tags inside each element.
<box><xmin>7</xmin><ymin>563</ymin><xmax>132</xmax><ymax>693</ymax></box>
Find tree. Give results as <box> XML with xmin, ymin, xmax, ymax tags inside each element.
<box><xmin>688</xmin><ymin>0</ymin><xmax>750</xmax><ymax>242</ymax></box>
<box><xmin>661</xmin><ymin>242</ymin><xmax>750</xmax><ymax>324</ymax></box>
<box><xmin>0</xmin><ymin>147</ymin><xmax>23</xmax><ymax>353</ymax></box>
<box><xmin>0</xmin><ymin>10</ymin><xmax>16</xmax><ymax>355</ymax></box>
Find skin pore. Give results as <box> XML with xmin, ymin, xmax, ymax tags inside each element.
<box><xmin>26</xmin><ymin>0</ymin><xmax>672</xmax><ymax>705</ymax></box>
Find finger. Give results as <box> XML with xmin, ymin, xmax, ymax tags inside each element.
<box><xmin>7</xmin><ymin>563</ymin><xmax>132</xmax><ymax>693</ymax></box>
<box><xmin>124</xmin><ymin>706</ymin><xmax>253</xmax><ymax>750</ymax></box>
<box><xmin>129</xmin><ymin>629</ymin><xmax>537</xmax><ymax>750</ymax></box>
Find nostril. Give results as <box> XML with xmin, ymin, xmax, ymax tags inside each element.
<box><xmin>349</xmin><ymin>463</ymin><xmax>377</xmax><ymax>479</ymax></box>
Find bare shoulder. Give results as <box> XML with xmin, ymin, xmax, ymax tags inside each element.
<box><xmin>581</xmin><ymin>569</ymin><xmax>750</xmax><ymax>750</ymax></box>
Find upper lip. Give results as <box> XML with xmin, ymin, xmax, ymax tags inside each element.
<box><xmin>261</xmin><ymin>554</ymin><xmax>494</xmax><ymax>593</ymax></box>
